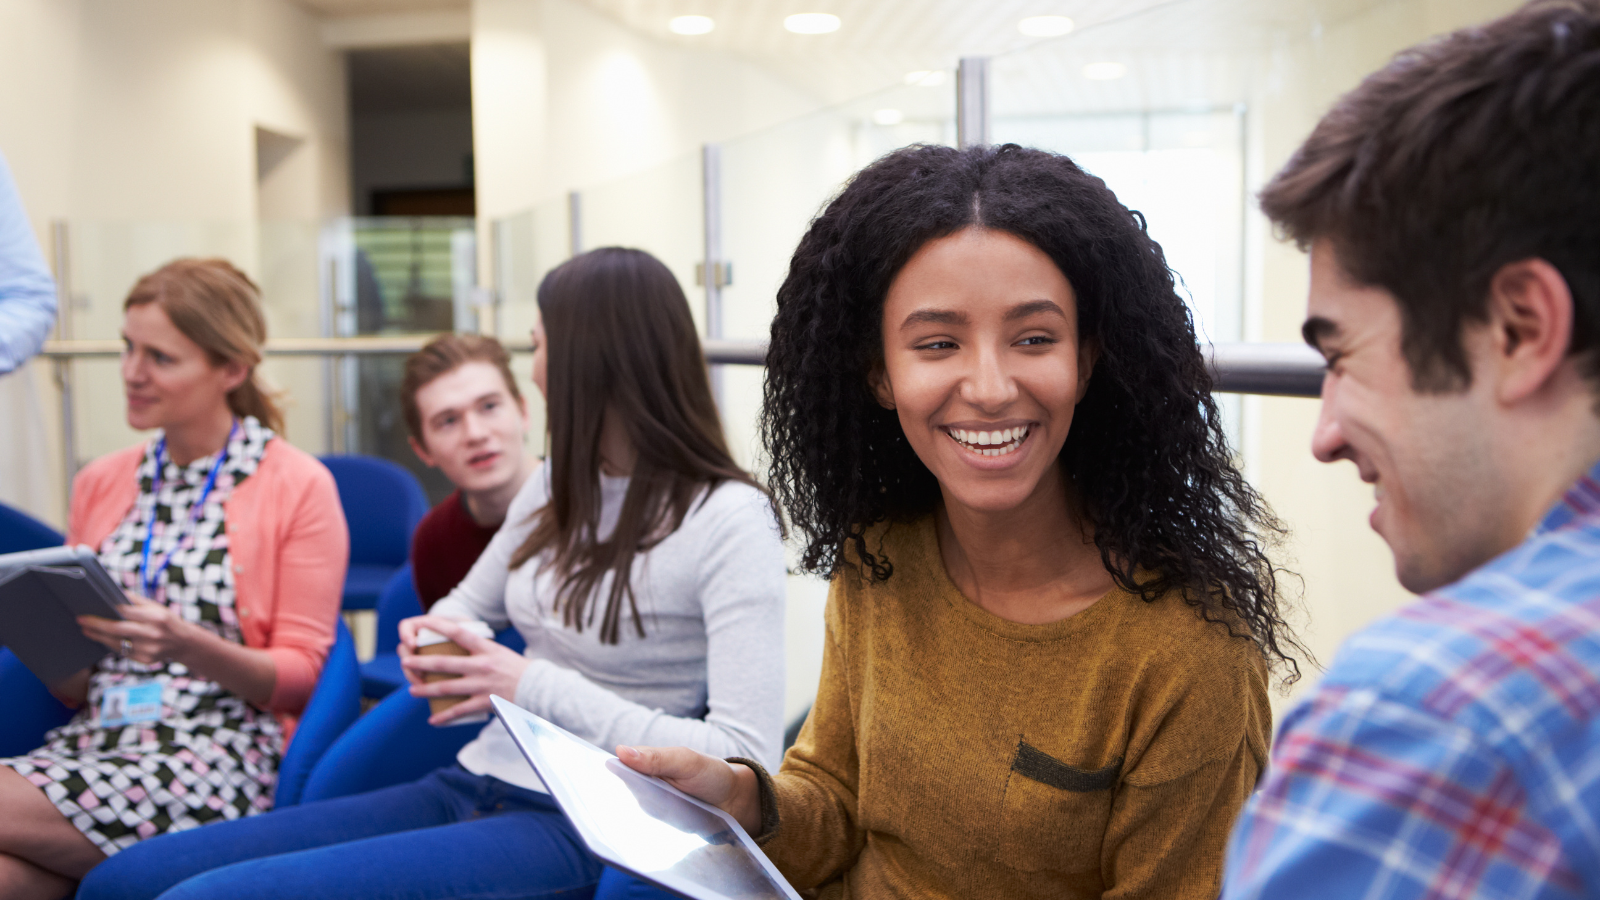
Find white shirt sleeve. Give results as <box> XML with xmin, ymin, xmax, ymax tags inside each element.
<box><xmin>511</xmin><ymin>484</ymin><xmax>788</xmax><ymax>768</ymax></box>
<box><xmin>428</xmin><ymin>466</ymin><xmax>550</xmax><ymax>630</ymax></box>
<box><xmin>0</xmin><ymin>153</ymin><xmax>58</xmax><ymax>375</ymax></box>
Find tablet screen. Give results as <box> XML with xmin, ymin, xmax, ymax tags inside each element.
<box><xmin>492</xmin><ymin>698</ymin><xmax>799</xmax><ymax>900</ymax></box>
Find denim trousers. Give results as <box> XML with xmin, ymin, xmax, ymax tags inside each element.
<box><xmin>76</xmin><ymin>765</ymin><xmax>679</xmax><ymax>900</ymax></box>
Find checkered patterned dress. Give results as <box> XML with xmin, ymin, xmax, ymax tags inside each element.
<box><xmin>2</xmin><ymin>417</ymin><xmax>283</xmax><ymax>855</ymax></box>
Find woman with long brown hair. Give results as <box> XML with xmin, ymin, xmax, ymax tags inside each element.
<box><xmin>0</xmin><ymin>258</ymin><xmax>348</xmax><ymax>900</ymax></box>
<box><xmin>79</xmin><ymin>247</ymin><xmax>787</xmax><ymax>900</ymax></box>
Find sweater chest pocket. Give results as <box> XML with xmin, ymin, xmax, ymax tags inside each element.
<box><xmin>999</xmin><ymin>741</ymin><xmax>1121</xmax><ymax>875</ymax></box>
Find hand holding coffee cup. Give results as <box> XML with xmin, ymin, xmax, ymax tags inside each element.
<box><xmin>399</xmin><ymin>615</ymin><xmax>532</xmax><ymax>726</ymax></box>
<box><xmin>416</xmin><ymin>621</ymin><xmax>496</xmax><ymax>718</ymax></box>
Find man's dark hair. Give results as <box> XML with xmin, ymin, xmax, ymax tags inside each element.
<box><xmin>1261</xmin><ymin>0</ymin><xmax>1600</xmax><ymax>390</ymax></box>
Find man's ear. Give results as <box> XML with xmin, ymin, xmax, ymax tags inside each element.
<box><xmin>868</xmin><ymin>362</ymin><xmax>896</xmax><ymax>410</ymax></box>
<box><xmin>408</xmin><ymin>435</ymin><xmax>438</xmax><ymax>468</ymax></box>
<box><xmin>1486</xmin><ymin>258</ymin><xmax>1574</xmax><ymax>405</ymax></box>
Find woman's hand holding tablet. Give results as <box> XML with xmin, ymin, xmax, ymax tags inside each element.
<box><xmin>615</xmin><ymin>744</ymin><xmax>764</xmax><ymax>835</ymax></box>
<box><xmin>491</xmin><ymin>697</ymin><xmax>801</xmax><ymax>900</ymax></box>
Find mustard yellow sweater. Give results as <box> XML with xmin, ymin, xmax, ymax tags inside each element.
<box><xmin>750</xmin><ymin>515</ymin><xmax>1271</xmax><ymax>899</ymax></box>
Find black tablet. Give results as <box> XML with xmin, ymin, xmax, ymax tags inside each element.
<box><xmin>491</xmin><ymin>696</ymin><xmax>803</xmax><ymax>900</ymax></box>
<box><xmin>0</xmin><ymin>545</ymin><xmax>128</xmax><ymax>685</ymax></box>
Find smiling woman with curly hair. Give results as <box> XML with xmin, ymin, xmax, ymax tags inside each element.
<box><xmin>622</xmin><ymin>142</ymin><xmax>1306</xmax><ymax>899</ymax></box>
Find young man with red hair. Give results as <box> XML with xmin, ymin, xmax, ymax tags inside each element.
<box><xmin>401</xmin><ymin>333</ymin><xmax>537</xmax><ymax>609</ymax></box>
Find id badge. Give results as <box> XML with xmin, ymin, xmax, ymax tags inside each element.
<box><xmin>101</xmin><ymin>682</ymin><xmax>163</xmax><ymax>728</ymax></box>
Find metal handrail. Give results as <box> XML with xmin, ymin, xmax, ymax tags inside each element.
<box><xmin>40</xmin><ymin>338</ymin><xmax>1322</xmax><ymax>396</ymax></box>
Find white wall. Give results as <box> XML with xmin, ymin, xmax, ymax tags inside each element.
<box><xmin>0</xmin><ymin>0</ymin><xmax>350</xmax><ymax>529</ymax></box>
<box><xmin>471</xmin><ymin>0</ymin><xmax>823</xmax><ymax>221</ymax></box>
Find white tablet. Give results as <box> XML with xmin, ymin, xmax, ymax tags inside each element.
<box><xmin>490</xmin><ymin>696</ymin><xmax>803</xmax><ymax>900</ymax></box>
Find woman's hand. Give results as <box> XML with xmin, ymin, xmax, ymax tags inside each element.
<box><xmin>616</xmin><ymin>746</ymin><xmax>764</xmax><ymax>834</ymax></box>
<box><xmin>400</xmin><ymin>615</ymin><xmax>529</xmax><ymax>725</ymax></box>
<box><xmin>396</xmin><ymin>613</ymin><xmax>467</xmax><ymax>687</ymax></box>
<box><xmin>77</xmin><ymin>591</ymin><xmax>277</xmax><ymax>705</ymax></box>
<box><xmin>78</xmin><ymin>592</ymin><xmax>207</xmax><ymax>667</ymax></box>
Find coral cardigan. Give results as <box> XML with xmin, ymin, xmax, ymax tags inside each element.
<box><xmin>66</xmin><ymin>437</ymin><xmax>348</xmax><ymax>740</ymax></box>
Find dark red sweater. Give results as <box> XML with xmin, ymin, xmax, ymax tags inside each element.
<box><xmin>410</xmin><ymin>490</ymin><xmax>500</xmax><ymax>611</ymax></box>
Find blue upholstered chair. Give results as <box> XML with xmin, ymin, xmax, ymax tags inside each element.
<box><xmin>0</xmin><ymin>502</ymin><xmax>64</xmax><ymax>555</ymax></box>
<box><xmin>272</xmin><ymin>617</ymin><xmax>362</xmax><ymax>807</ymax></box>
<box><xmin>360</xmin><ymin>563</ymin><xmax>528</xmax><ymax>701</ymax></box>
<box><xmin>0</xmin><ymin>506</ymin><xmax>75</xmax><ymax>755</ymax></box>
<box><xmin>319</xmin><ymin>456</ymin><xmax>429</xmax><ymax>611</ymax></box>
<box><xmin>360</xmin><ymin>564</ymin><xmax>421</xmax><ymax>699</ymax></box>
<box><xmin>0</xmin><ymin>648</ymin><xmax>76</xmax><ymax>757</ymax></box>
<box><xmin>300</xmin><ymin>688</ymin><xmax>482</xmax><ymax>804</ymax></box>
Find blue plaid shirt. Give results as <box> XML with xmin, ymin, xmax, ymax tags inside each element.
<box><xmin>1224</xmin><ymin>462</ymin><xmax>1600</xmax><ymax>900</ymax></box>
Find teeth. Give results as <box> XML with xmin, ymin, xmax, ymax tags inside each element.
<box><xmin>949</xmin><ymin>425</ymin><xmax>1029</xmax><ymax>455</ymax></box>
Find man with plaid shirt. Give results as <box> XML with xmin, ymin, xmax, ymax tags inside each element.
<box><xmin>1223</xmin><ymin>2</ymin><xmax>1600</xmax><ymax>898</ymax></box>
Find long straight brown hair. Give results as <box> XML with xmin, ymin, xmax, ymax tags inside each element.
<box><xmin>510</xmin><ymin>247</ymin><xmax>770</xmax><ymax>643</ymax></box>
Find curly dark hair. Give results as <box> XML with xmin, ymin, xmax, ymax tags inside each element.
<box><xmin>762</xmin><ymin>142</ymin><xmax>1306</xmax><ymax>684</ymax></box>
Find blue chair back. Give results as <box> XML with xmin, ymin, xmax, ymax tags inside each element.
<box><xmin>319</xmin><ymin>456</ymin><xmax>428</xmax><ymax>568</ymax></box>
<box><xmin>300</xmin><ymin>689</ymin><xmax>482</xmax><ymax>804</ymax></box>
<box><xmin>0</xmin><ymin>647</ymin><xmax>77</xmax><ymax>757</ymax></box>
<box><xmin>375</xmin><ymin>563</ymin><xmax>420</xmax><ymax>658</ymax></box>
<box><xmin>320</xmin><ymin>456</ymin><xmax>429</xmax><ymax>611</ymax></box>
<box><xmin>0</xmin><ymin>503</ymin><xmax>64</xmax><ymax>555</ymax></box>
<box><xmin>273</xmin><ymin>617</ymin><xmax>361</xmax><ymax>808</ymax></box>
<box><xmin>360</xmin><ymin>564</ymin><xmax>422</xmax><ymax>699</ymax></box>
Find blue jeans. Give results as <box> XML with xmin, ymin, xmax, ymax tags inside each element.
<box><xmin>77</xmin><ymin>766</ymin><xmax>678</xmax><ymax>900</ymax></box>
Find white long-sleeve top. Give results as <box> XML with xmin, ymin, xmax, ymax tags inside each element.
<box><xmin>432</xmin><ymin>466</ymin><xmax>787</xmax><ymax>791</ymax></box>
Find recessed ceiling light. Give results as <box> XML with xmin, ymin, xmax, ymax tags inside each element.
<box><xmin>872</xmin><ymin>108</ymin><xmax>905</xmax><ymax>126</ymax></box>
<box><xmin>1018</xmin><ymin>15</ymin><xmax>1074</xmax><ymax>37</ymax></box>
<box><xmin>904</xmin><ymin>70</ymin><xmax>947</xmax><ymax>87</ymax></box>
<box><xmin>785</xmin><ymin>13</ymin><xmax>841</xmax><ymax>34</ymax></box>
<box><xmin>1083</xmin><ymin>62</ymin><xmax>1128</xmax><ymax>80</ymax></box>
<box><xmin>669</xmin><ymin>15</ymin><xmax>714</xmax><ymax>35</ymax></box>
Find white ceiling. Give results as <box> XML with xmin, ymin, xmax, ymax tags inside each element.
<box><xmin>294</xmin><ymin>0</ymin><xmax>465</xmax><ymax>14</ymax></box>
<box><xmin>294</xmin><ymin>0</ymin><xmax>1391</xmax><ymax>104</ymax></box>
<box><xmin>592</xmin><ymin>0</ymin><xmax>1391</xmax><ymax>104</ymax></box>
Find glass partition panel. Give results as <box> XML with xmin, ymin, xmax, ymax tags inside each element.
<box><xmin>719</xmin><ymin>74</ymin><xmax>957</xmax><ymax>344</ymax></box>
<box><xmin>581</xmin><ymin>152</ymin><xmax>706</xmax><ymax>333</ymax></box>
<box><xmin>60</xmin><ymin>220</ymin><xmax>329</xmax><ymax>467</ymax></box>
<box><xmin>990</xmin><ymin>0</ymin><xmax>1258</xmax><ymax>346</ymax></box>
<box><xmin>318</xmin><ymin>216</ymin><xmax>477</xmax><ymax>501</ymax></box>
<box><xmin>324</xmin><ymin>216</ymin><xmax>478</xmax><ymax>338</ymax></box>
<box><xmin>715</xmin><ymin>75</ymin><xmax>956</xmax><ymax>469</ymax></box>
<box><xmin>255</xmin><ymin>219</ymin><xmax>331</xmax><ymax>461</ymax></box>
<box><xmin>488</xmin><ymin>197</ymin><xmax>570</xmax><ymax>459</ymax></box>
<box><xmin>492</xmin><ymin>197</ymin><xmax>570</xmax><ymax>345</ymax></box>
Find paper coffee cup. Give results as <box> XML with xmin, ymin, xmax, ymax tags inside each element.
<box><xmin>416</xmin><ymin>621</ymin><xmax>496</xmax><ymax>719</ymax></box>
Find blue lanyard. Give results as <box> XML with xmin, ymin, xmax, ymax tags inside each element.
<box><xmin>139</xmin><ymin>422</ymin><xmax>238</xmax><ymax>599</ymax></box>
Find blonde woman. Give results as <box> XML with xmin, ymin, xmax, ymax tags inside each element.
<box><xmin>0</xmin><ymin>259</ymin><xmax>348</xmax><ymax>900</ymax></box>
